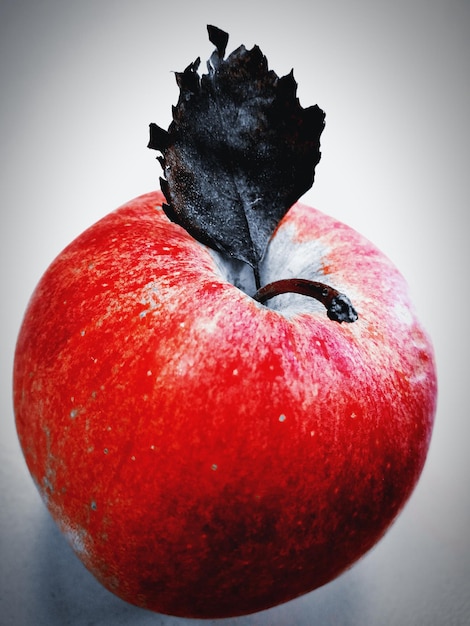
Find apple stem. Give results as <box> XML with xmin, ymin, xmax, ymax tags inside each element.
<box><xmin>253</xmin><ymin>278</ymin><xmax>358</xmax><ymax>323</ymax></box>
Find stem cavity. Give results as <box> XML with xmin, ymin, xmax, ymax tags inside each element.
<box><xmin>253</xmin><ymin>279</ymin><xmax>358</xmax><ymax>323</ymax></box>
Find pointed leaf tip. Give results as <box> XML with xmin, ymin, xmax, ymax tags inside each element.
<box><xmin>148</xmin><ymin>123</ymin><xmax>170</xmax><ymax>151</ymax></box>
<box><xmin>207</xmin><ymin>25</ymin><xmax>229</xmax><ymax>59</ymax></box>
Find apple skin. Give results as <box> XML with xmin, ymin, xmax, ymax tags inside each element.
<box><xmin>13</xmin><ymin>190</ymin><xmax>437</xmax><ymax>618</ymax></box>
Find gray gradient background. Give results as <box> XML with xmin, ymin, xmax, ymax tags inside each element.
<box><xmin>1</xmin><ymin>1</ymin><xmax>469</xmax><ymax>624</ymax></box>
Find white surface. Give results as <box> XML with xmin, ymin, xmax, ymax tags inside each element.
<box><xmin>1</xmin><ymin>1</ymin><xmax>469</xmax><ymax>624</ymax></box>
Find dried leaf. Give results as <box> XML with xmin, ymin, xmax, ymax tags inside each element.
<box><xmin>148</xmin><ymin>26</ymin><xmax>325</xmax><ymax>279</ymax></box>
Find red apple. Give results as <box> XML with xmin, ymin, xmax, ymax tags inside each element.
<box><xmin>14</xmin><ymin>189</ymin><xmax>436</xmax><ymax>618</ymax></box>
<box><xmin>13</xmin><ymin>26</ymin><xmax>437</xmax><ymax>619</ymax></box>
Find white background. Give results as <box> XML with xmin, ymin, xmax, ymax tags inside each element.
<box><xmin>1</xmin><ymin>1</ymin><xmax>469</xmax><ymax>624</ymax></box>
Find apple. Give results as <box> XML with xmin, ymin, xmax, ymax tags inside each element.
<box><xmin>13</xmin><ymin>190</ymin><xmax>437</xmax><ymax>617</ymax></box>
<box><xmin>13</xmin><ymin>26</ymin><xmax>437</xmax><ymax>619</ymax></box>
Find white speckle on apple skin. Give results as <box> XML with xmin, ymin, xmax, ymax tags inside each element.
<box><xmin>49</xmin><ymin>500</ymin><xmax>94</xmax><ymax>564</ymax></box>
<box><xmin>65</xmin><ymin>526</ymin><xmax>89</xmax><ymax>556</ymax></box>
<box><xmin>139</xmin><ymin>281</ymin><xmax>160</xmax><ymax>318</ymax></box>
<box><xmin>393</xmin><ymin>301</ymin><xmax>414</xmax><ymax>327</ymax></box>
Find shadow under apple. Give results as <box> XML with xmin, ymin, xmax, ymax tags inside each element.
<box><xmin>31</xmin><ymin>503</ymin><xmax>367</xmax><ymax>626</ymax></box>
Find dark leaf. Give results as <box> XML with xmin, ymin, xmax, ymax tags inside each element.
<box><xmin>148</xmin><ymin>26</ymin><xmax>325</xmax><ymax>275</ymax></box>
<box><xmin>207</xmin><ymin>24</ymin><xmax>228</xmax><ymax>64</ymax></box>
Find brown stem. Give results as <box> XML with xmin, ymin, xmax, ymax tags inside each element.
<box><xmin>253</xmin><ymin>278</ymin><xmax>358</xmax><ymax>323</ymax></box>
